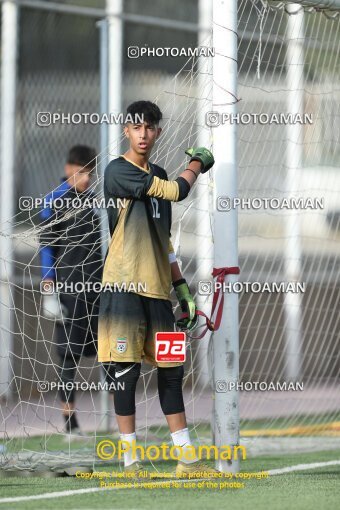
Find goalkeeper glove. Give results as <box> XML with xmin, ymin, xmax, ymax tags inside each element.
<box><xmin>173</xmin><ymin>278</ymin><xmax>198</xmax><ymax>331</ymax></box>
<box><xmin>185</xmin><ymin>147</ymin><xmax>215</xmax><ymax>173</ymax></box>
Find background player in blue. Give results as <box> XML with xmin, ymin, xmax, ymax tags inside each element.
<box><xmin>40</xmin><ymin>145</ymin><xmax>102</xmax><ymax>437</ymax></box>
<box><xmin>98</xmin><ymin>101</ymin><xmax>216</xmax><ymax>477</ymax></box>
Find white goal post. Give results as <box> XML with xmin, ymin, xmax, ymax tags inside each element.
<box><xmin>212</xmin><ymin>0</ymin><xmax>240</xmax><ymax>474</ymax></box>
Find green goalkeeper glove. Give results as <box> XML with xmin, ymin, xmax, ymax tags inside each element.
<box><xmin>185</xmin><ymin>147</ymin><xmax>215</xmax><ymax>173</ymax></box>
<box><xmin>173</xmin><ymin>278</ymin><xmax>198</xmax><ymax>331</ymax></box>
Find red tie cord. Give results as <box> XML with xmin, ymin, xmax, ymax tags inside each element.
<box><xmin>178</xmin><ymin>266</ymin><xmax>240</xmax><ymax>340</ymax></box>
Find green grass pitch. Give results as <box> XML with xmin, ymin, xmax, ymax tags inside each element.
<box><xmin>0</xmin><ymin>449</ymin><xmax>339</xmax><ymax>510</ymax></box>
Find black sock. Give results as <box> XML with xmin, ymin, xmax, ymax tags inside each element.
<box><xmin>64</xmin><ymin>412</ymin><xmax>79</xmax><ymax>432</ymax></box>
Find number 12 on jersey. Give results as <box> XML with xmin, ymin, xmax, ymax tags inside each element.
<box><xmin>150</xmin><ymin>197</ymin><xmax>160</xmax><ymax>218</ymax></box>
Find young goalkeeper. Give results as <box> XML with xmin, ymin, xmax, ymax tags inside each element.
<box><xmin>98</xmin><ymin>101</ymin><xmax>216</xmax><ymax>477</ymax></box>
<box><xmin>40</xmin><ymin>145</ymin><xmax>102</xmax><ymax>437</ymax></box>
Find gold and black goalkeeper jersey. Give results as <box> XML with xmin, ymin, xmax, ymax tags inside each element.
<box><xmin>102</xmin><ymin>156</ymin><xmax>190</xmax><ymax>300</ymax></box>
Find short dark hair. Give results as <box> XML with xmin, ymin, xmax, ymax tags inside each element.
<box><xmin>126</xmin><ymin>100</ymin><xmax>162</xmax><ymax>125</ymax></box>
<box><xmin>67</xmin><ymin>145</ymin><xmax>97</xmax><ymax>169</ymax></box>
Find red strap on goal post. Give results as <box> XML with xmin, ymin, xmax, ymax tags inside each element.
<box><xmin>209</xmin><ymin>266</ymin><xmax>240</xmax><ymax>332</ymax></box>
<box><xmin>178</xmin><ymin>266</ymin><xmax>240</xmax><ymax>340</ymax></box>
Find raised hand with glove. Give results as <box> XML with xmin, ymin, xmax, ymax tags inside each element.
<box><xmin>185</xmin><ymin>147</ymin><xmax>215</xmax><ymax>173</ymax></box>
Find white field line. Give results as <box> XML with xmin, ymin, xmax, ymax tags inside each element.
<box><xmin>267</xmin><ymin>459</ymin><xmax>340</xmax><ymax>476</ymax></box>
<box><xmin>0</xmin><ymin>459</ymin><xmax>339</xmax><ymax>504</ymax></box>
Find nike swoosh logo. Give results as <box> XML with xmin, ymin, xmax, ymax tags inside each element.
<box><xmin>115</xmin><ymin>364</ymin><xmax>136</xmax><ymax>378</ymax></box>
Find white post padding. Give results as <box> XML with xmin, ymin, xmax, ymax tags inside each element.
<box><xmin>0</xmin><ymin>0</ymin><xmax>18</xmax><ymax>399</ymax></box>
<box><xmin>212</xmin><ymin>0</ymin><xmax>240</xmax><ymax>473</ymax></box>
<box><xmin>284</xmin><ymin>3</ymin><xmax>304</xmax><ymax>381</ymax></box>
<box><xmin>107</xmin><ymin>0</ymin><xmax>123</xmax><ymax>157</ymax></box>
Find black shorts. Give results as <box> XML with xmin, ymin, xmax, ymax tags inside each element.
<box><xmin>56</xmin><ymin>292</ymin><xmax>100</xmax><ymax>359</ymax></box>
<box><xmin>98</xmin><ymin>291</ymin><xmax>182</xmax><ymax>367</ymax></box>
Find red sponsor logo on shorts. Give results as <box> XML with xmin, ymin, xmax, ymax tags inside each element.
<box><xmin>155</xmin><ymin>332</ymin><xmax>186</xmax><ymax>362</ymax></box>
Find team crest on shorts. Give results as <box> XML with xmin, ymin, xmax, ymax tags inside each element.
<box><xmin>116</xmin><ymin>337</ymin><xmax>127</xmax><ymax>353</ymax></box>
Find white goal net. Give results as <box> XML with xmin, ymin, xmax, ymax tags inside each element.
<box><xmin>0</xmin><ymin>0</ymin><xmax>340</xmax><ymax>474</ymax></box>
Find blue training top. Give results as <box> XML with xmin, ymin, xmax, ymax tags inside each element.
<box><xmin>39</xmin><ymin>178</ymin><xmax>71</xmax><ymax>280</ymax></box>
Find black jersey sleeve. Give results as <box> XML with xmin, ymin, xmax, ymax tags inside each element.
<box><xmin>105</xmin><ymin>157</ymin><xmax>190</xmax><ymax>202</ymax></box>
<box><xmin>104</xmin><ymin>157</ymin><xmax>154</xmax><ymax>199</ymax></box>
